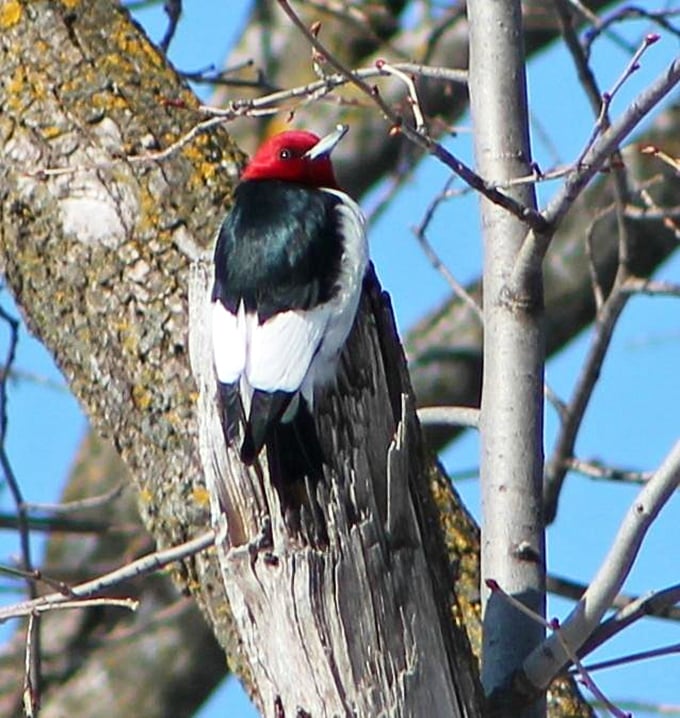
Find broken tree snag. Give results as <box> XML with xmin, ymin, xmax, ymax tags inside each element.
<box><xmin>189</xmin><ymin>262</ymin><xmax>483</xmax><ymax>717</ymax></box>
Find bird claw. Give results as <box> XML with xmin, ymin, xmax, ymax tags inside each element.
<box><xmin>247</xmin><ymin>516</ymin><xmax>275</xmax><ymax>565</ymax></box>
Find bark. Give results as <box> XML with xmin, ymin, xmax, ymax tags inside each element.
<box><xmin>0</xmin><ymin>0</ymin><xmax>249</xmax><ymax>690</ymax></box>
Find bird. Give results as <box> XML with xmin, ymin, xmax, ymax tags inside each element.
<box><xmin>211</xmin><ymin>124</ymin><xmax>368</xmax><ymax>482</ymax></box>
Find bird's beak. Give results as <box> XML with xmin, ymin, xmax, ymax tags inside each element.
<box><xmin>304</xmin><ymin>124</ymin><xmax>349</xmax><ymax>160</ymax></box>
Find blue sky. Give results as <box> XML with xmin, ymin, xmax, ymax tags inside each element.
<box><xmin>1</xmin><ymin>2</ymin><xmax>678</xmax><ymax>716</ymax></box>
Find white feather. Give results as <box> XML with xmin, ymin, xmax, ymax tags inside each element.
<box><xmin>247</xmin><ymin>306</ymin><xmax>331</xmax><ymax>392</ymax></box>
<box><xmin>212</xmin><ymin>299</ymin><xmax>246</xmax><ymax>384</ymax></box>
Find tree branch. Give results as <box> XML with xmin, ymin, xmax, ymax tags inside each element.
<box><xmin>522</xmin><ymin>438</ymin><xmax>680</xmax><ymax>693</ymax></box>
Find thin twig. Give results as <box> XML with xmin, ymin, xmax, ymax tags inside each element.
<box><xmin>376</xmin><ymin>60</ymin><xmax>427</xmax><ymax>134</ymax></box>
<box><xmin>583</xmin><ymin>6</ymin><xmax>680</xmax><ymax>55</ymax></box>
<box><xmin>29</xmin><ymin>60</ymin><xmax>467</xmax><ymax>180</ymax></box>
<box><xmin>22</xmin><ymin>482</ymin><xmax>126</xmax><ymax>515</ymax></box>
<box><xmin>554</xmin><ymin>0</ymin><xmax>634</xmax><ymax>296</ymax></box>
<box><xmin>546</xmin><ymin>56</ymin><xmax>680</xmax><ymax>222</ymax></box>
<box><xmin>22</xmin><ymin>612</ymin><xmax>39</xmax><ymax>718</ymax></box>
<box><xmin>0</xmin><ymin>305</ymin><xmax>41</xmax><ymax>698</ymax></box>
<box><xmin>563</xmin><ymin>457</ymin><xmax>652</xmax><ymax>485</ymax></box>
<box><xmin>623</xmin><ymin>277</ymin><xmax>680</xmax><ymax>298</ymax></box>
<box><xmin>547</xmin><ymin>576</ymin><xmax>680</xmax><ymax>623</ymax></box>
<box><xmin>0</xmin><ymin>530</ymin><xmax>215</xmax><ymax>623</ymax></box>
<box><xmin>579</xmin><ymin>584</ymin><xmax>680</xmax><ymax>656</ymax></box>
<box><xmin>577</xmin><ymin>34</ymin><xmax>660</xmax><ymax>167</ymax></box>
<box><xmin>411</xmin><ymin>176</ymin><xmax>484</xmax><ymax>323</ymax></box>
<box><xmin>577</xmin><ymin>642</ymin><xmax>680</xmax><ymax>674</ymax></box>
<box><xmin>159</xmin><ymin>0</ymin><xmax>182</xmax><ymax>54</ymax></box>
<box><xmin>510</xmin><ymin>56</ymin><xmax>680</xmax><ymax>292</ymax></box>
<box><xmin>0</xmin><ymin>565</ymin><xmax>77</xmax><ymax>598</ymax></box>
<box><xmin>277</xmin><ymin>0</ymin><xmax>547</xmax><ymax>232</ymax></box>
<box><xmin>583</xmin><ymin>207</ymin><xmax>612</xmax><ymax>311</ymax></box>
<box><xmin>544</xmin><ymin>382</ymin><xmax>568</xmax><ymax>424</ymax></box>
<box><xmin>0</xmin><ymin>366</ymin><xmax>68</xmax><ymax>393</ymax></box>
<box><xmin>543</xmin><ymin>282</ymin><xmax>629</xmax><ymax>522</ymax></box>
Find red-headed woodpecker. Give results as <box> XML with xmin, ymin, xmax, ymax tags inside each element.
<box><xmin>211</xmin><ymin>124</ymin><xmax>368</xmax><ymax>473</ymax></box>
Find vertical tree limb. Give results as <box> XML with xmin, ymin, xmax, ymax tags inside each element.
<box><xmin>467</xmin><ymin>1</ymin><xmax>546</xmax><ymax>715</ymax></box>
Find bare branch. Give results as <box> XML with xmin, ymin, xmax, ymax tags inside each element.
<box><xmin>579</xmin><ymin>642</ymin><xmax>680</xmax><ymax>674</ymax></box>
<box><xmin>277</xmin><ymin>0</ymin><xmax>548</xmax><ymax>232</ymax></box>
<box><xmin>0</xmin><ymin>531</ymin><xmax>215</xmax><ymax>624</ymax></box>
<box><xmin>417</xmin><ymin>406</ymin><xmax>480</xmax><ymax>429</ymax></box>
<box><xmin>511</xmin><ymin>56</ymin><xmax>680</xmax><ymax>289</ymax></box>
<box><xmin>522</xmin><ymin>438</ymin><xmax>680</xmax><ymax>692</ymax></box>
<box><xmin>159</xmin><ymin>0</ymin><xmax>182</xmax><ymax>54</ymax></box>
<box><xmin>579</xmin><ymin>583</ymin><xmax>680</xmax><ymax>656</ymax></box>
<box><xmin>22</xmin><ymin>483</ymin><xmax>126</xmax><ymax>515</ymax></box>
<box><xmin>547</xmin><ymin>575</ymin><xmax>680</xmax><ymax>623</ymax></box>
<box><xmin>412</xmin><ymin>177</ymin><xmax>484</xmax><ymax>323</ymax></box>
<box><xmin>543</xmin><ymin>283</ymin><xmax>629</xmax><ymax>522</ymax></box>
<box><xmin>0</xmin><ymin>305</ymin><xmax>41</xmax><ymax>699</ymax></box>
<box><xmin>563</xmin><ymin>457</ymin><xmax>652</xmax><ymax>485</ymax></box>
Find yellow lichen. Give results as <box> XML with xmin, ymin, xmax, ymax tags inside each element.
<box><xmin>132</xmin><ymin>384</ymin><xmax>152</xmax><ymax>411</ymax></box>
<box><xmin>136</xmin><ymin>186</ymin><xmax>161</xmax><ymax>233</ymax></box>
<box><xmin>192</xmin><ymin>486</ymin><xmax>211</xmax><ymax>507</ymax></box>
<box><xmin>60</xmin><ymin>0</ymin><xmax>80</xmax><ymax>8</ymax></box>
<box><xmin>7</xmin><ymin>66</ymin><xmax>25</xmax><ymax>96</ymax></box>
<box><xmin>138</xmin><ymin>487</ymin><xmax>153</xmax><ymax>504</ymax></box>
<box><xmin>41</xmin><ymin>126</ymin><xmax>62</xmax><ymax>140</ymax></box>
<box><xmin>164</xmin><ymin>409</ymin><xmax>182</xmax><ymax>427</ymax></box>
<box><xmin>0</xmin><ymin>1</ymin><xmax>22</xmax><ymax>29</ymax></box>
<box><xmin>113</xmin><ymin>28</ymin><xmax>163</xmax><ymax>71</ymax></box>
<box><xmin>91</xmin><ymin>91</ymin><xmax>128</xmax><ymax>111</ymax></box>
<box><xmin>200</xmin><ymin>162</ymin><xmax>217</xmax><ymax>182</ymax></box>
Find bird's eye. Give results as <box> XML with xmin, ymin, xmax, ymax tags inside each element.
<box><xmin>279</xmin><ymin>148</ymin><xmax>292</xmax><ymax>160</ymax></box>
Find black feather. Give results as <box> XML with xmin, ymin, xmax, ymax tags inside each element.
<box><xmin>217</xmin><ymin>381</ymin><xmax>243</xmax><ymax>446</ymax></box>
<box><xmin>241</xmin><ymin>390</ymin><xmax>294</xmax><ymax>465</ymax></box>
<box><xmin>212</xmin><ymin>180</ymin><xmax>344</xmax><ymax>321</ymax></box>
<box><xmin>266</xmin><ymin>401</ymin><xmax>324</xmax><ymax>487</ymax></box>
<box><xmin>212</xmin><ymin>180</ymin><xmax>347</xmax><ymax>490</ymax></box>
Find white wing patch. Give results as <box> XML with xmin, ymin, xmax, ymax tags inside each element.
<box><xmin>212</xmin><ymin>298</ymin><xmax>331</xmax><ymax>394</ymax></box>
<box><xmin>247</xmin><ymin>306</ymin><xmax>331</xmax><ymax>392</ymax></box>
<box><xmin>212</xmin><ymin>300</ymin><xmax>246</xmax><ymax>384</ymax></box>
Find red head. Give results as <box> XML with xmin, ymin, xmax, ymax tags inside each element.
<box><xmin>241</xmin><ymin>125</ymin><xmax>348</xmax><ymax>189</ymax></box>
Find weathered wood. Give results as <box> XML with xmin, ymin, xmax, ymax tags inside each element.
<box><xmin>189</xmin><ymin>263</ymin><xmax>484</xmax><ymax>717</ymax></box>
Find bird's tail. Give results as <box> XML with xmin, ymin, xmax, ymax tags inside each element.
<box><xmin>240</xmin><ymin>389</ymin><xmax>294</xmax><ymax>465</ymax></box>
<box><xmin>267</xmin><ymin>401</ymin><xmax>327</xmax><ymax>544</ymax></box>
<box><xmin>266</xmin><ymin>400</ymin><xmax>324</xmax><ymax>487</ymax></box>
<box><xmin>217</xmin><ymin>381</ymin><xmax>243</xmax><ymax>447</ymax></box>
<box><xmin>217</xmin><ymin>383</ymin><xmax>327</xmax><ymax>543</ymax></box>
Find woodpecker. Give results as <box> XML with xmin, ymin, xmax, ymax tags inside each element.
<box><xmin>211</xmin><ymin>124</ymin><xmax>368</xmax><ymax>475</ymax></box>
